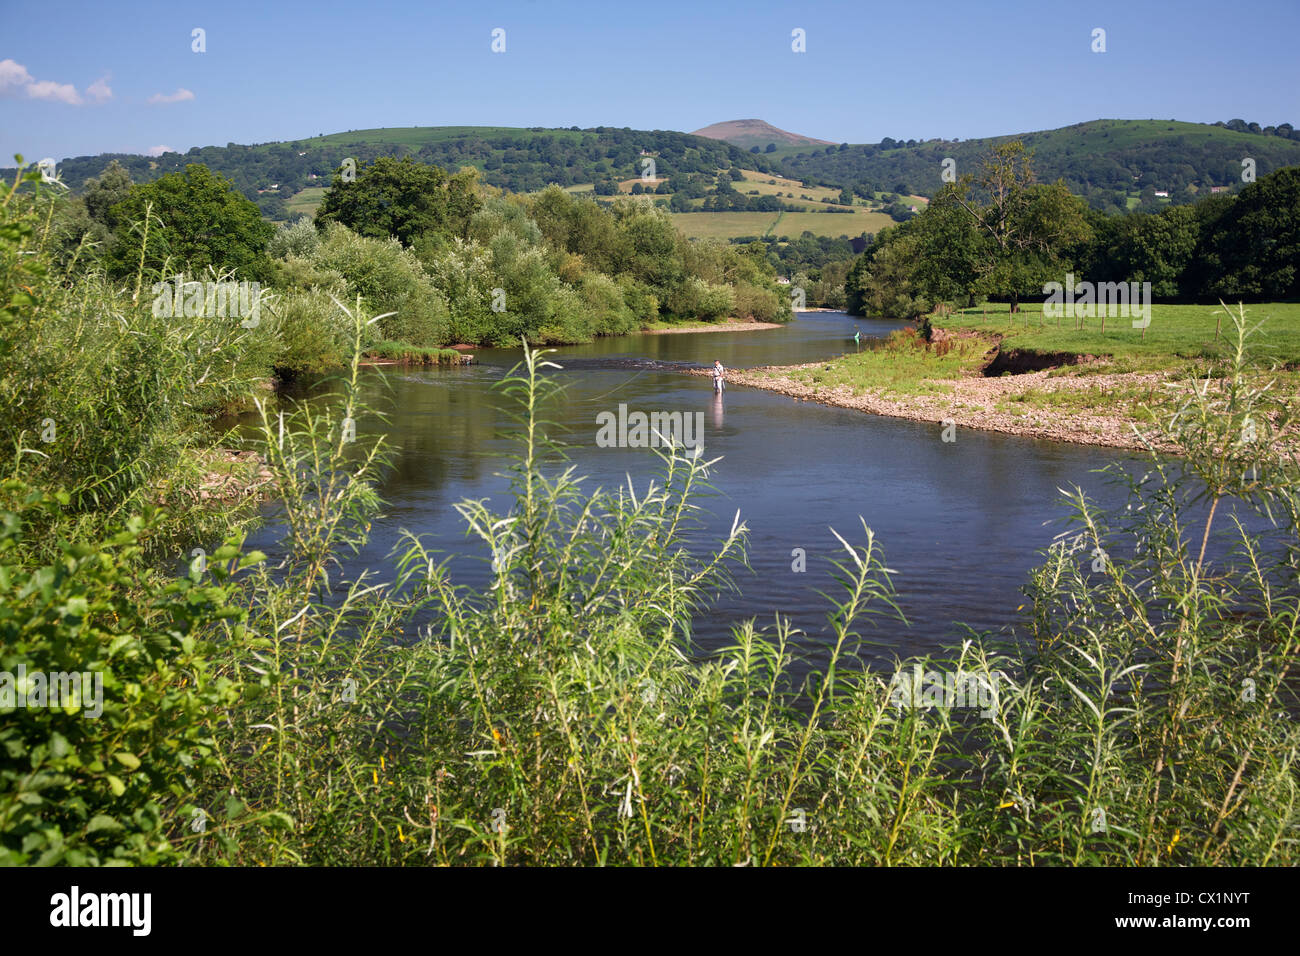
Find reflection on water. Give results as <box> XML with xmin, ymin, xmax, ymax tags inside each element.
<box><xmin>248</xmin><ymin>312</ymin><xmax>1144</xmax><ymax>667</ymax></box>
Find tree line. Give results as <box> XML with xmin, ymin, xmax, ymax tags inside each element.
<box><xmin>37</xmin><ymin>154</ymin><xmax>790</xmax><ymax>368</ymax></box>
<box><xmin>780</xmin><ymin>120</ymin><xmax>1300</xmax><ymax>213</ymax></box>
<box><xmin>16</xmin><ymin>127</ymin><xmax>778</xmax><ymax>221</ymax></box>
<box><xmin>846</xmin><ymin>141</ymin><xmax>1300</xmax><ymax>319</ymax></box>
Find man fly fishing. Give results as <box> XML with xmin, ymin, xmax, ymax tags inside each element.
<box><xmin>711</xmin><ymin>359</ymin><xmax>726</xmax><ymax>394</ymax></box>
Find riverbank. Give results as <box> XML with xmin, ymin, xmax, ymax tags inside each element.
<box><xmin>688</xmin><ymin>359</ymin><xmax>1175</xmax><ymax>450</ymax></box>
<box><xmin>644</xmin><ymin>317</ymin><xmax>784</xmax><ymax>334</ymax></box>
<box><xmin>690</xmin><ymin>304</ymin><xmax>1300</xmax><ymax>451</ymax></box>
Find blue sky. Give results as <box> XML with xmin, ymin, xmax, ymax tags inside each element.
<box><xmin>3</xmin><ymin>0</ymin><xmax>1298</xmax><ymax>162</ymax></box>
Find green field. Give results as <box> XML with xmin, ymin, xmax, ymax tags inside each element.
<box><xmin>285</xmin><ymin>186</ymin><xmax>327</xmax><ymax>217</ymax></box>
<box><xmin>768</xmin><ymin>208</ymin><xmax>894</xmax><ymax>237</ymax></box>
<box><xmin>654</xmin><ymin>207</ymin><xmax>894</xmax><ymax>240</ymax></box>
<box><xmin>670</xmin><ymin>211</ymin><xmax>784</xmax><ymax>238</ymax></box>
<box><xmin>941</xmin><ymin>300</ymin><xmax>1300</xmax><ymax>367</ymax></box>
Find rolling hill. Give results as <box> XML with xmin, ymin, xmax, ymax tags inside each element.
<box><xmin>21</xmin><ymin>118</ymin><xmax>1300</xmax><ymax>226</ymax></box>
<box><xmin>776</xmin><ymin>119</ymin><xmax>1300</xmax><ymax>211</ymax></box>
<box><xmin>32</xmin><ymin>126</ymin><xmax>781</xmax><ymax>220</ymax></box>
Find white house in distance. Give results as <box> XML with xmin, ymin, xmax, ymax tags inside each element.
<box><xmin>1154</xmin><ymin>190</ymin><xmax>1169</xmax><ymax>198</ymax></box>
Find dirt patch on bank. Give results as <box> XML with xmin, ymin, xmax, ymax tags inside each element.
<box><xmin>685</xmin><ymin>363</ymin><xmax>1176</xmax><ymax>452</ymax></box>
<box><xmin>648</xmin><ymin>319</ymin><xmax>783</xmax><ymax>335</ymax></box>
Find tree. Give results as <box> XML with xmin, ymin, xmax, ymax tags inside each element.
<box><xmin>1192</xmin><ymin>166</ymin><xmax>1300</xmax><ymax>300</ymax></box>
<box><xmin>910</xmin><ymin>184</ymin><xmax>985</xmax><ymax>306</ymax></box>
<box><xmin>951</xmin><ymin>141</ymin><xmax>1092</xmax><ymax>312</ymax></box>
<box><xmin>82</xmin><ymin>160</ymin><xmax>133</xmax><ymax>234</ymax></box>
<box><xmin>1109</xmin><ymin>205</ymin><xmax>1200</xmax><ymax>298</ymax></box>
<box><xmin>845</xmin><ymin>226</ymin><xmax>929</xmax><ymax>319</ymax></box>
<box><xmin>105</xmin><ymin>164</ymin><xmax>274</xmax><ymax>281</ymax></box>
<box><xmin>315</xmin><ymin>156</ymin><xmax>481</xmax><ymax>247</ymax></box>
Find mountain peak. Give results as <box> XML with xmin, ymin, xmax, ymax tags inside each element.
<box><xmin>691</xmin><ymin>119</ymin><xmax>836</xmax><ymax>150</ymax></box>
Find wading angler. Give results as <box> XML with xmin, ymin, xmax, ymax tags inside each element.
<box><xmin>151</xmin><ymin>275</ymin><xmax>261</xmax><ymax>328</ymax></box>
<box><xmin>595</xmin><ymin>403</ymin><xmax>705</xmax><ymax>452</ymax></box>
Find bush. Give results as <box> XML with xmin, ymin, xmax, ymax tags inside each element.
<box><xmin>0</xmin><ymin>487</ymin><xmax>257</xmax><ymax>865</ymax></box>
<box><xmin>264</xmin><ymin>288</ymin><xmax>352</xmax><ymax>375</ymax></box>
<box><xmin>268</xmin><ymin>217</ymin><xmax>321</xmax><ymax>260</ymax></box>
<box><xmin>311</xmin><ymin>223</ymin><xmax>451</xmax><ymax>346</ymax></box>
<box><xmin>731</xmin><ymin>280</ymin><xmax>783</xmax><ymax>322</ymax></box>
<box><xmin>667</xmin><ymin>276</ymin><xmax>735</xmax><ymax>321</ymax></box>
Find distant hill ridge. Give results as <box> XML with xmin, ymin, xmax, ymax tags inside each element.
<box><xmin>775</xmin><ymin>118</ymin><xmax>1300</xmax><ymax>212</ymax></box>
<box><xmin>18</xmin><ymin>118</ymin><xmax>1300</xmax><ymax>220</ymax></box>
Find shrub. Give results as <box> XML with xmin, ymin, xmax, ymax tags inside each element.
<box><xmin>311</xmin><ymin>223</ymin><xmax>451</xmax><ymax>346</ymax></box>
<box><xmin>268</xmin><ymin>217</ymin><xmax>321</xmax><ymax>260</ymax></box>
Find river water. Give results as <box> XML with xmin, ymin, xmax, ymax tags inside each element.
<box><xmin>252</xmin><ymin>312</ymin><xmax>1145</xmax><ymax>666</ymax></box>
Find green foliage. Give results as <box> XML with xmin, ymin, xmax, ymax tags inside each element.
<box><xmin>82</xmin><ymin>160</ymin><xmax>133</xmax><ymax>234</ymax></box>
<box><xmin>315</xmin><ymin>156</ymin><xmax>481</xmax><ymax>247</ymax></box>
<box><xmin>1191</xmin><ymin>166</ymin><xmax>1300</xmax><ymax>299</ymax></box>
<box><xmin>267</xmin><ymin>216</ymin><xmax>320</xmax><ymax>260</ymax></box>
<box><xmin>0</xmin><ymin>162</ymin><xmax>272</xmax><ymax>552</ymax></box>
<box><xmin>846</xmin><ymin>150</ymin><xmax>1300</xmax><ymax>314</ymax></box>
<box><xmin>779</xmin><ymin>118</ymin><xmax>1300</xmax><ymax>209</ymax></box>
<box><xmin>311</xmin><ymin>223</ymin><xmax>451</xmax><ymax>346</ymax></box>
<box><xmin>104</xmin><ymin>164</ymin><xmax>274</xmax><ymax>283</ymax></box>
<box><xmin>18</xmin><ymin>126</ymin><xmax>776</xmax><ymax>215</ymax></box>
<box><xmin>263</xmin><ymin>288</ymin><xmax>353</xmax><ymax>375</ymax></box>
<box><xmin>0</xmin><ymin>484</ymin><xmax>260</xmax><ymax>865</ymax></box>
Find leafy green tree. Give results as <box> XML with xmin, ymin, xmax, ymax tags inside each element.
<box><xmin>1110</xmin><ymin>205</ymin><xmax>1201</xmax><ymax>298</ymax></box>
<box><xmin>315</xmin><ymin>156</ymin><xmax>480</xmax><ymax>247</ymax></box>
<box><xmin>82</xmin><ymin>160</ymin><xmax>133</xmax><ymax>234</ymax></box>
<box><xmin>845</xmin><ymin>226</ymin><xmax>929</xmax><ymax>319</ymax></box>
<box><xmin>1193</xmin><ymin>166</ymin><xmax>1300</xmax><ymax>299</ymax></box>
<box><xmin>105</xmin><ymin>164</ymin><xmax>274</xmax><ymax>281</ymax></box>
<box><xmin>910</xmin><ymin>185</ymin><xmax>985</xmax><ymax>306</ymax></box>
<box><xmin>951</xmin><ymin>141</ymin><xmax>1092</xmax><ymax>311</ymax></box>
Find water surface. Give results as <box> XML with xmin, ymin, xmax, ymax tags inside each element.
<box><xmin>253</xmin><ymin>312</ymin><xmax>1143</xmax><ymax>665</ymax></box>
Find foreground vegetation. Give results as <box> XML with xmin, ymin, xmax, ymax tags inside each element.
<box><xmin>4</xmin><ymin>146</ymin><xmax>1299</xmax><ymax>863</ymax></box>
<box><xmin>5</xmin><ymin>131</ymin><xmax>1300</xmax><ymax>867</ymax></box>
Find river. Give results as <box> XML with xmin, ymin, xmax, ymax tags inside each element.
<box><xmin>250</xmin><ymin>311</ymin><xmax>1144</xmax><ymax>666</ymax></box>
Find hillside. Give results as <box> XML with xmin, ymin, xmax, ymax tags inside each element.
<box><xmin>32</xmin><ymin>126</ymin><xmax>780</xmax><ymax>220</ymax></box>
<box><xmin>691</xmin><ymin>119</ymin><xmax>835</xmax><ymax>151</ymax></box>
<box><xmin>25</xmin><ymin>118</ymin><xmax>1300</xmax><ymax>224</ymax></box>
<box><xmin>777</xmin><ymin>119</ymin><xmax>1300</xmax><ymax>212</ymax></box>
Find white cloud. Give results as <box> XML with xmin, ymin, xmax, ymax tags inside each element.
<box><xmin>27</xmin><ymin>79</ymin><xmax>82</xmax><ymax>105</ymax></box>
<box><xmin>0</xmin><ymin>58</ymin><xmax>33</xmax><ymax>92</ymax></box>
<box><xmin>0</xmin><ymin>58</ymin><xmax>105</xmax><ymax>105</ymax></box>
<box><xmin>86</xmin><ymin>74</ymin><xmax>112</xmax><ymax>103</ymax></box>
<box><xmin>144</xmin><ymin>145</ymin><xmax>174</xmax><ymax>157</ymax></box>
<box><xmin>148</xmin><ymin>88</ymin><xmax>194</xmax><ymax>105</ymax></box>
